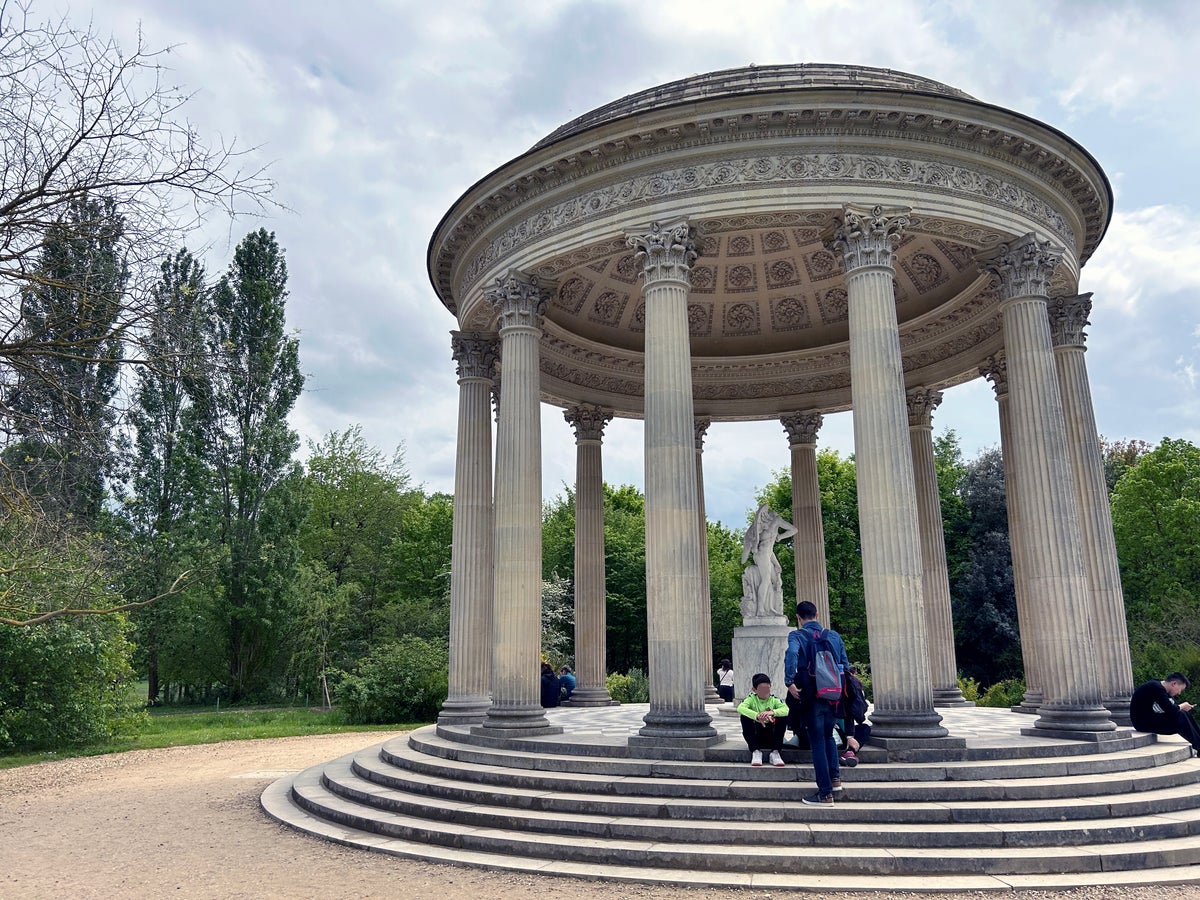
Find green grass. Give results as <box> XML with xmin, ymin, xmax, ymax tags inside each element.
<box><xmin>0</xmin><ymin>706</ymin><xmax>420</xmax><ymax>770</ymax></box>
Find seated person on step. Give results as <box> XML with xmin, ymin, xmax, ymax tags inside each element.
<box><xmin>1130</xmin><ymin>672</ymin><xmax>1200</xmax><ymax>755</ymax></box>
<box><xmin>737</xmin><ymin>673</ymin><xmax>789</xmax><ymax>767</ymax></box>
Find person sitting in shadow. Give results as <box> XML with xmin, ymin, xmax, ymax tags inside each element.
<box><xmin>540</xmin><ymin>662</ymin><xmax>561</xmax><ymax>708</ymax></box>
<box><xmin>1130</xmin><ymin>672</ymin><xmax>1200</xmax><ymax>755</ymax></box>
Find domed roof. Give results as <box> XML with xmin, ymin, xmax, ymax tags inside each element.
<box><xmin>532</xmin><ymin>63</ymin><xmax>976</xmax><ymax>151</ymax></box>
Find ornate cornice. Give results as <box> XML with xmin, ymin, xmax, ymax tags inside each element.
<box><xmin>906</xmin><ymin>388</ymin><xmax>943</xmax><ymax>427</ymax></box>
<box><xmin>978</xmin><ymin>233</ymin><xmax>1063</xmax><ymax>302</ymax></box>
<box><xmin>450</xmin><ymin>331</ymin><xmax>499</xmax><ymax>380</ymax></box>
<box><xmin>1048</xmin><ymin>292</ymin><xmax>1092</xmax><ymax>349</ymax></box>
<box><xmin>455</xmin><ymin>150</ymin><xmax>1078</xmax><ymax>296</ymax></box>
<box><xmin>780</xmin><ymin>411</ymin><xmax>823</xmax><ymax>445</ymax></box>
<box><xmin>563</xmin><ymin>404</ymin><xmax>613</xmax><ymax>442</ymax></box>
<box><xmin>829</xmin><ymin>204</ymin><xmax>911</xmax><ymax>273</ymax></box>
<box><xmin>626</xmin><ymin>220</ymin><xmax>698</xmax><ymax>285</ymax></box>
<box><xmin>979</xmin><ymin>353</ymin><xmax>1008</xmax><ymax>398</ymax></box>
<box><xmin>486</xmin><ymin>269</ymin><xmax>552</xmax><ymax>333</ymax></box>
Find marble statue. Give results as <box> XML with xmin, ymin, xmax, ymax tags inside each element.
<box><xmin>740</xmin><ymin>503</ymin><xmax>798</xmax><ymax>620</ymax></box>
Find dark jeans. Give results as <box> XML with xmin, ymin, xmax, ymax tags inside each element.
<box><xmin>717</xmin><ymin>684</ymin><xmax>734</xmax><ymax>703</ymax></box>
<box><xmin>802</xmin><ymin>699</ymin><xmax>841</xmax><ymax>796</ymax></box>
<box><xmin>739</xmin><ymin>715</ymin><xmax>786</xmax><ymax>752</ymax></box>
<box><xmin>1137</xmin><ymin>707</ymin><xmax>1200</xmax><ymax>751</ymax></box>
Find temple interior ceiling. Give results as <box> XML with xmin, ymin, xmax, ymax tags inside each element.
<box><xmin>537</xmin><ymin>218</ymin><xmax>983</xmax><ymax>358</ymax></box>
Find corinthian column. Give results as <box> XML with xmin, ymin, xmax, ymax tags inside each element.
<box><xmin>694</xmin><ymin>418</ymin><xmax>722</xmax><ymax>704</ymax></box>
<box><xmin>1049</xmin><ymin>293</ymin><xmax>1134</xmax><ymax>724</ymax></box>
<box><xmin>980</xmin><ymin>355</ymin><xmax>1044</xmax><ymax>713</ymax></box>
<box><xmin>564</xmin><ymin>404</ymin><xmax>615</xmax><ymax>707</ymax></box>
<box><xmin>979</xmin><ymin>236</ymin><xmax>1113</xmax><ymax>737</ymax></box>
<box><xmin>907</xmin><ymin>388</ymin><xmax>968</xmax><ymax>706</ymax></box>
<box><xmin>780</xmin><ymin>412</ymin><xmax>830</xmax><ymax>629</ymax></box>
<box><xmin>440</xmin><ymin>332</ymin><xmax>498</xmax><ymax>725</ymax></box>
<box><xmin>627</xmin><ymin>220</ymin><xmax>718</xmax><ymax>745</ymax></box>
<box><xmin>474</xmin><ymin>270</ymin><xmax>561</xmax><ymax>737</ymax></box>
<box><xmin>830</xmin><ymin>204</ymin><xmax>947</xmax><ymax>741</ymax></box>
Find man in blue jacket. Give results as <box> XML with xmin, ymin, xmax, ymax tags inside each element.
<box><xmin>784</xmin><ymin>600</ymin><xmax>850</xmax><ymax>806</ymax></box>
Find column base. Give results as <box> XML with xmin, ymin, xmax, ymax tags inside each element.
<box><xmin>1028</xmin><ymin>703</ymin><xmax>1118</xmax><ymax>736</ymax></box>
<box><xmin>471</xmin><ymin>704</ymin><xmax>562</xmax><ymax>738</ymax></box>
<box><xmin>704</xmin><ymin>685</ymin><xmax>723</xmax><ymax>704</ymax></box>
<box><xmin>869</xmin><ymin>707</ymin><xmax>949</xmax><ymax>740</ymax></box>
<box><xmin>732</xmin><ymin>620</ymin><xmax>791</xmax><ymax>700</ymax></box>
<box><xmin>1104</xmin><ymin>695</ymin><xmax>1132</xmax><ymax>727</ymax></box>
<box><xmin>932</xmin><ymin>686</ymin><xmax>973</xmax><ymax>707</ymax></box>
<box><xmin>437</xmin><ymin>694</ymin><xmax>491</xmax><ymax>725</ymax></box>
<box><xmin>564</xmin><ymin>686</ymin><xmax>617</xmax><ymax>707</ymax></box>
<box><xmin>638</xmin><ymin>707</ymin><xmax>718</xmax><ymax>741</ymax></box>
<box><xmin>1013</xmin><ymin>690</ymin><xmax>1044</xmax><ymax>715</ymax></box>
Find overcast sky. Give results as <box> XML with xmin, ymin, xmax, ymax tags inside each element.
<box><xmin>82</xmin><ymin>0</ymin><xmax>1200</xmax><ymax>528</ymax></box>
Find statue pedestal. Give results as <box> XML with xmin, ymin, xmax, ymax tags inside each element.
<box><xmin>732</xmin><ymin>617</ymin><xmax>791</xmax><ymax>702</ymax></box>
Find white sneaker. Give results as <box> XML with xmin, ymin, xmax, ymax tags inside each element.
<box><xmin>769</xmin><ymin>751</ymin><xmax>784</xmax><ymax>767</ymax></box>
<box><xmin>750</xmin><ymin>750</ymin><xmax>763</xmax><ymax>766</ymax></box>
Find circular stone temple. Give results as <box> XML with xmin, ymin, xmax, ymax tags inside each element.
<box><xmin>427</xmin><ymin>63</ymin><xmax>1130</xmax><ymax>749</ymax></box>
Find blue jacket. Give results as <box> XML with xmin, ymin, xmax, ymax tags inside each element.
<box><xmin>784</xmin><ymin>620</ymin><xmax>850</xmax><ymax>690</ymax></box>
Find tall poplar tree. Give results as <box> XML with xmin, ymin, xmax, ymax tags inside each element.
<box><xmin>196</xmin><ymin>229</ymin><xmax>304</xmax><ymax>700</ymax></box>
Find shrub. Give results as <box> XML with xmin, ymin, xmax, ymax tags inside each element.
<box><xmin>977</xmin><ymin>677</ymin><xmax>1025</xmax><ymax>708</ymax></box>
<box><xmin>335</xmin><ymin>635</ymin><xmax>448</xmax><ymax>724</ymax></box>
<box><xmin>606</xmin><ymin>667</ymin><xmax>649</xmax><ymax>704</ymax></box>
<box><xmin>957</xmin><ymin>675</ymin><xmax>980</xmax><ymax>703</ymax></box>
<box><xmin>0</xmin><ymin>616</ymin><xmax>146</xmax><ymax>752</ymax></box>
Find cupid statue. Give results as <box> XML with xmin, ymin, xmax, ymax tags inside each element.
<box><xmin>740</xmin><ymin>503</ymin><xmax>798</xmax><ymax>620</ymax></box>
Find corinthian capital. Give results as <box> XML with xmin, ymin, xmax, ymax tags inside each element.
<box><xmin>978</xmin><ymin>234</ymin><xmax>1063</xmax><ymax>301</ymax></box>
<box><xmin>905</xmin><ymin>388</ymin><xmax>943</xmax><ymax>428</ymax></box>
<box><xmin>563</xmin><ymin>404</ymin><xmax>613</xmax><ymax>442</ymax></box>
<box><xmin>828</xmin><ymin>204</ymin><xmax>910</xmax><ymax>273</ymax></box>
<box><xmin>979</xmin><ymin>353</ymin><xmax>1008</xmax><ymax>398</ymax></box>
<box><xmin>694</xmin><ymin>417</ymin><xmax>711</xmax><ymax>450</ymax></box>
<box><xmin>780</xmin><ymin>411</ymin><xmax>823</xmax><ymax>446</ymax></box>
<box><xmin>450</xmin><ymin>331</ymin><xmax>499</xmax><ymax>380</ymax></box>
<box><xmin>486</xmin><ymin>269</ymin><xmax>551</xmax><ymax>332</ymax></box>
<box><xmin>626</xmin><ymin>219</ymin><xmax>698</xmax><ymax>286</ymax></box>
<box><xmin>1047</xmin><ymin>293</ymin><xmax>1093</xmax><ymax>349</ymax></box>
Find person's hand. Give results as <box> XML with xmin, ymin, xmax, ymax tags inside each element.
<box><xmin>787</xmin><ymin>683</ymin><xmax>800</xmax><ymax>699</ymax></box>
<box><xmin>1181</xmin><ymin>701</ymin><xmax>1194</xmax><ymax>712</ymax></box>
<box><xmin>847</xmin><ymin>736</ymin><xmax>860</xmax><ymax>751</ymax></box>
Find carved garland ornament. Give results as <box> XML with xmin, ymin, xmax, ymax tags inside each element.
<box><xmin>460</xmin><ymin>152</ymin><xmax>1076</xmax><ymax>291</ymax></box>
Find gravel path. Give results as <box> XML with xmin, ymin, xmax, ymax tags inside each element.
<box><xmin>0</xmin><ymin>731</ymin><xmax>1195</xmax><ymax>899</ymax></box>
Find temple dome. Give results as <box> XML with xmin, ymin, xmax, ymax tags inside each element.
<box><xmin>532</xmin><ymin>63</ymin><xmax>976</xmax><ymax>151</ymax></box>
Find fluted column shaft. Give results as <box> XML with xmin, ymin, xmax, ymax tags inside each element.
<box><xmin>982</xmin><ymin>356</ymin><xmax>1044</xmax><ymax>711</ymax></box>
<box><xmin>831</xmin><ymin>205</ymin><xmax>946</xmax><ymax>739</ymax></box>
<box><xmin>475</xmin><ymin>271</ymin><xmax>559</xmax><ymax>736</ymax></box>
<box><xmin>565</xmin><ymin>405</ymin><xmax>614</xmax><ymax>706</ymax></box>
<box><xmin>441</xmin><ymin>332</ymin><xmax>498</xmax><ymax>724</ymax></box>
<box><xmin>629</xmin><ymin>220</ymin><xmax>716</xmax><ymax>741</ymax></box>
<box><xmin>694</xmin><ymin>419</ymin><xmax>721</xmax><ymax>703</ymax></box>
<box><xmin>1049</xmin><ymin>294</ymin><xmax>1134</xmax><ymax>721</ymax></box>
<box><xmin>907</xmin><ymin>389</ymin><xmax>968</xmax><ymax>706</ymax></box>
<box><xmin>981</xmin><ymin>236</ymin><xmax>1112</xmax><ymax>736</ymax></box>
<box><xmin>781</xmin><ymin>413</ymin><xmax>830</xmax><ymax>629</ymax></box>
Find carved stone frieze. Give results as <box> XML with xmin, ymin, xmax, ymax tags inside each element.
<box><xmin>458</xmin><ymin>152</ymin><xmax>1078</xmax><ymax>294</ymax></box>
<box><xmin>564</xmin><ymin>404</ymin><xmax>614</xmax><ymax>441</ymax></box>
<box><xmin>1048</xmin><ymin>292</ymin><xmax>1093</xmax><ymax>348</ymax></box>
<box><xmin>829</xmin><ymin>204</ymin><xmax>911</xmax><ymax>273</ymax></box>
<box><xmin>978</xmin><ymin>233</ymin><xmax>1063</xmax><ymax>301</ymax></box>
<box><xmin>450</xmin><ymin>331</ymin><xmax>499</xmax><ymax>380</ymax></box>
<box><xmin>905</xmin><ymin>388</ymin><xmax>944</xmax><ymax>427</ymax></box>
<box><xmin>780</xmin><ymin>411</ymin><xmax>823</xmax><ymax>445</ymax></box>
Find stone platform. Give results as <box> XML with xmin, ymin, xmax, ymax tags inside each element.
<box><xmin>262</xmin><ymin>704</ymin><xmax>1200</xmax><ymax>891</ymax></box>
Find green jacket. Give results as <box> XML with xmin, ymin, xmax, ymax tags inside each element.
<box><xmin>737</xmin><ymin>692</ymin><xmax>789</xmax><ymax>721</ymax></box>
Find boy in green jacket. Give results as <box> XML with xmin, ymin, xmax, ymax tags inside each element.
<box><xmin>737</xmin><ymin>673</ymin><xmax>789</xmax><ymax>766</ymax></box>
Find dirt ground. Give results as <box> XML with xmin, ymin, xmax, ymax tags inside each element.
<box><xmin>0</xmin><ymin>730</ymin><xmax>1196</xmax><ymax>900</ymax></box>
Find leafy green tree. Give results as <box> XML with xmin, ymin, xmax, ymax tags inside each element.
<box><xmin>193</xmin><ymin>229</ymin><xmax>305</xmax><ymax>700</ymax></box>
<box><xmin>1111</xmin><ymin>438</ymin><xmax>1200</xmax><ymax>682</ymax></box>
<box><xmin>1101</xmin><ymin>436</ymin><xmax>1153</xmax><ymax>496</ymax></box>
<box><xmin>6</xmin><ymin>195</ymin><xmax>127</xmax><ymax>522</ymax></box>
<box><xmin>335</xmin><ymin>635</ymin><xmax>449</xmax><ymax>724</ymax></box>
<box><xmin>375</xmin><ymin>491</ymin><xmax>454</xmax><ymax>646</ymax></box>
<box><xmin>707</xmin><ymin>520</ymin><xmax>745</xmax><ymax>664</ymax></box>
<box><xmin>950</xmin><ymin>448</ymin><xmax>1022</xmax><ymax>685</ymax></box>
